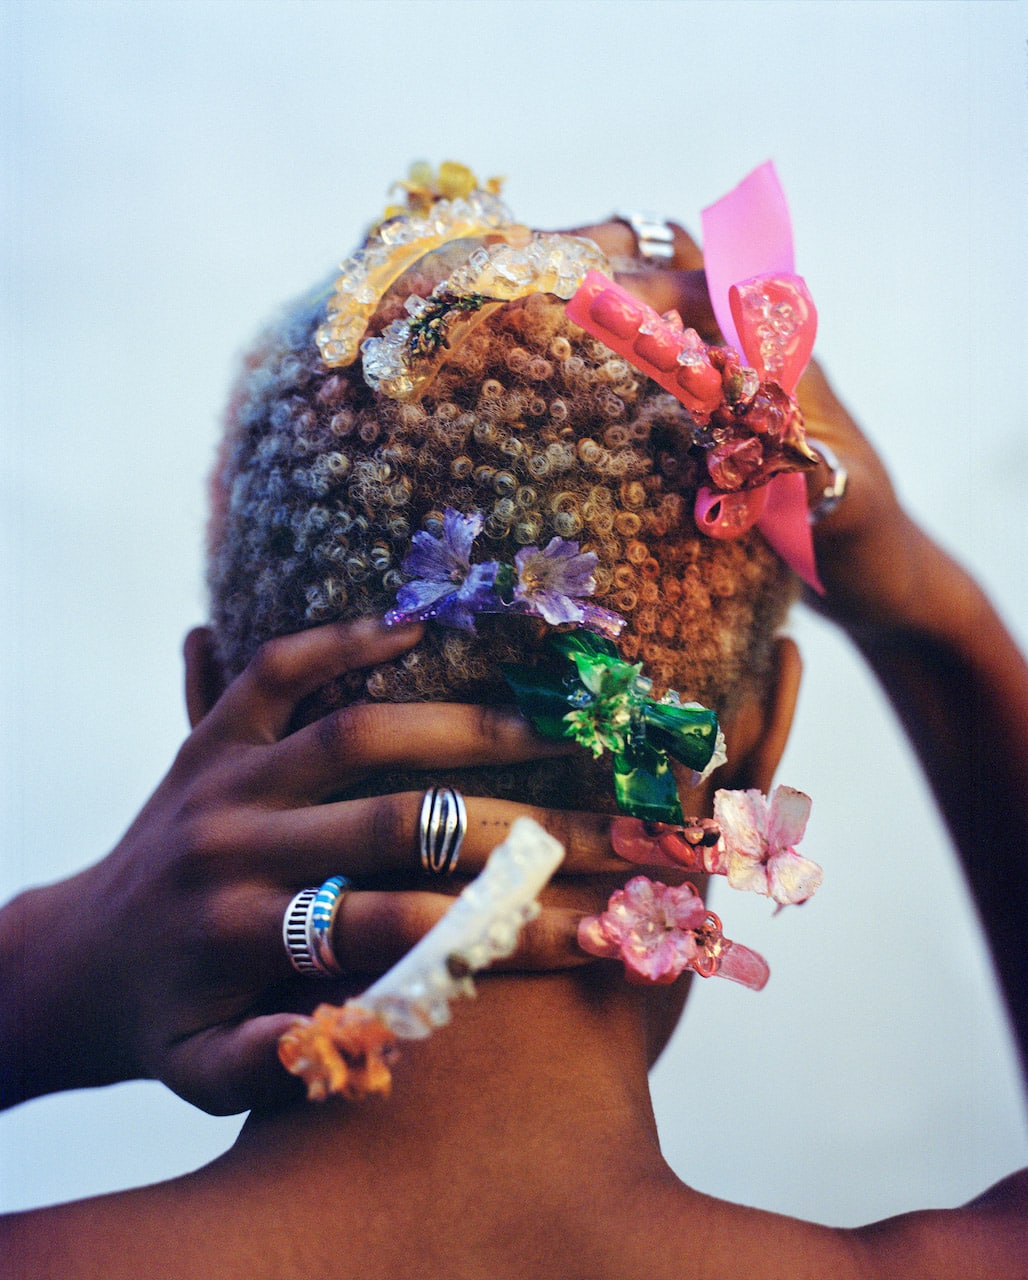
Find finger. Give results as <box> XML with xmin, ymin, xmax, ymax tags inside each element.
<box><xmin>553</xmin><ymin>218</ymin><xmax>718</xmax><ymax>338</ymax></box>
<box><xmin>206</xmin><ymin>616</ymin><xmax>424</xmax><ymax>744</ymax></box>
<box><xmin>616</xmin><ymin>268</ymin><xmax>719</xmax><ymax>341</ymax></box>
<box><xmin>161</xmin><ymin>1011</ymin><xmax>305</xmax><ymax>1115</ymax></box>
<box><xmin>560</xmin><ymin>223</ymin><xmax>717</xmax><ymax>339</ymax></box>
<box><xmin>259</xmin><ymin>701</ymin><xmax>575</xmax><ymax>803</ymax></box>
<box><xmin>562</xmin><ymin>218</ymin><xmax>637</xmax><ymax>260</ymax></box>
<box><xmin>666</xmin><ymin>221</ymin><xmax>703</xmax><ymax>271</ymax></box>
<box><xmin>322</xmin><ymin>892</ymin><xmax>592</xmax><ymax>975</ymax></box>
<box><xmin>559</xmin><ymin>219</ymin><xmax>703</xmax><ymax>272</ymax></box>
<box><xmin>167</xmin><ymin>894</ymin><xmax>595</xmax><ymax>1114</ymax></box>
<box><xmin>183</xmin><ymin>626</ymin><xmax>229</xmax><ymax>729</ymax></box>
<box><xmin>256</xmin><ymin>793</ymin><xmax>627</xmax><ymax>883</ymax></box>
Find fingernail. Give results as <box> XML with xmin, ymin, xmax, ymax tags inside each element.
<box><xmin>375</xmin><ymin>612</ymin><xmax>422</xmax><ymax>636</ymax></box>
<box><xmin>609</xmin><ymin>816</ymin><xmax>713</xmax><ymax>871</ymax></box>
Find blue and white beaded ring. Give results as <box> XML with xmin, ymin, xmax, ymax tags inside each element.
<box><xmin>283</xmin><ymin>875</ymin><xmax>351</xmax><ymax>977</ymax></box>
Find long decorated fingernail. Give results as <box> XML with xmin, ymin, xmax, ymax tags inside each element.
<box><xmin>609</xmin><ymin>815</ymin><xmax>722</xmax><ymax>872</ymax></box>
<box><xmin>577</xmin><ymin>876</ymin><xmax>769</xmax><ymax>990</ymax></box>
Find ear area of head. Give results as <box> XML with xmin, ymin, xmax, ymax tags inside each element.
<box><xmin>717</xmin><ymin>635</ymin><xmax>802</xmax><ymax>795</ymax></box>
<box><xmin>184</xmin><ymin>626</ymin><xmax>230</xmax><ymax>728</ymax></box>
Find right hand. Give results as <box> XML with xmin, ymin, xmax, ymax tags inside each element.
<box><xmin>564</xmin><ymin>215</ymin><xmax>935</xmax><ymax>634</ymax></box>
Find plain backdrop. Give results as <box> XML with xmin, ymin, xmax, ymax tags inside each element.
<box><xmin>1</xmin><ymin>0</ymin><xmax>1025</xmax><ymax>1228</ymax></box>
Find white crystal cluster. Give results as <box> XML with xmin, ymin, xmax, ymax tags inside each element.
<box><xmin>361</xmin><ymin>234</ymin><xmax>610</xmax><ymax>399</ymax></box>
<box><xmin>316</xmin><ymin>189</ymin><xmax>515</xmax><ymax>368</ymax></box>
<box><xmin>359</xmin><ymin>817</ymin><xmax>565</xmax><ymax>1040</ymax></box>
<box><xmin>739</xmin><ymin>286</ymin><xmax>798</xmax><ymax>378</ymax></box>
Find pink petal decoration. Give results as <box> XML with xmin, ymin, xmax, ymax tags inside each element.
<box><xmin>717</xmin><ymin>941</ymin><xmax>771</xmax><ymax>991</ymax></box>
<box><xmin>757</xmin><ymin>471</ymin><xmax>822</xmax><ymax>592</ymax></box>
<box><xmin>766</xmin><ymin>849</ymin><xmax>823</xmax><ymax>906</ymax></box>
<box><xmin>729</xmin><ymin>273</ymin><xmax>817</xmax><ymax>396</ymax></box>
<box><xmin>702</xmin><ymin>163</ymin><xmax>824</xmax><ymax>592</ymax></box>
<box><xmin>767</xmin><ymin>784</ymin><xmax>812</xmax><ymax>848</ymax></box>
<box><xmin>701</xmin><ymin>160</ymin><xmax>796</xmax><ymax>352</ymax></box>
<box><xmin>577</xmin><ymin>875</ymin><xmax>771</xmax><ymax>989</ymax></box>
<box><xmin>713</xmin><ymin>785</ymin><xmax>822</xmax><ymax>907</ymax></box>
<box><xmin>695</xmin><ymin>485</ymin><xmax>768</xmax><ymax>540</ymax></box>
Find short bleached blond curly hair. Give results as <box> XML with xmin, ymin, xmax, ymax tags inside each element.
<box><xmin>207</xmin><ymin>247</ymin><xmax>796</xmax><ymax>811</ymax></box>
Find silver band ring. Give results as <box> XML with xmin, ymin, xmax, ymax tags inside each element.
<box><xmin>283</xmin><ymin>875</ymin><xmax>351</xmax><ymax>976</ymax></box>
<box><xmin>807</xmin><ymin>440</ymin><xmax>849</xmax><ymax>524</ymax></box>
<box><xmin>613</xmin><ymin>211</ymin><xmax>676</xmax><ymax>264</ymax></box>
<box><xmin>419</xmin><ymin>787</ymin><xmax>467</xmax><ymax>877</ymax></box>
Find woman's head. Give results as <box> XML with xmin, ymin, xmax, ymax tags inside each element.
<box><xmin>207</xmin><ymin>217</ymin><xmax>796</xmax><ymax>814</ymax></box>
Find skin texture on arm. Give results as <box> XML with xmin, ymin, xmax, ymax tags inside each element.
<box><xmin>798</xmin><ymin>360</ymin><xmax>1028</xmax><ymax>1074</ymax></box>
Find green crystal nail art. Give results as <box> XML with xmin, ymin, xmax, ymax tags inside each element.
<box><xmin>501</xmin><ymin>631</ymin><xmax>724</xmax><ymax>824</ymax></box>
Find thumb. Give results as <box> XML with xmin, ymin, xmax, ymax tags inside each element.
<box><xmin>161</xmin><ymin>1012</ymin><xmax>306</xmax><ymax>1115</ymax></box>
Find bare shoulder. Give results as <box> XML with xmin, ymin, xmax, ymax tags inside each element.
<box><xmin>849</xmin><ymin>1169</ymin><xmax>1028</xmax><ymax>1280</ymax></box>
<box><xmin>649</xmin><ymin>1173</ymin><xmax>1028</xmax><ymax>1280</ymax></box>
<box><xmin>0</xmin><ymin>1180</ymin><xmax>246</xmax><ymax>1280</ymax></box>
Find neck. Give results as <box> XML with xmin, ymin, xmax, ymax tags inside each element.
<box><xmin>193</xmin><ymin>970</ymin><xmax>683</xmax><ymax>1276</ymax></box>
<box><xmin>237</xmin><ymin>968</ymin><xmax>662</xmax><ymax>1167</ymax></box>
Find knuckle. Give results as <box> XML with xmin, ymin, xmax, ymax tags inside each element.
<box><xmin>246</xmin><ymin>635</ymin><xmax>297</xmax><ymax>695</ymax></box>
<box><xmin>339</xmin><ymin>887</ymin><xmax>443</xmax><ymax>974</ymax></box>
<box><xmin>169</xmin><ymin>730</ymin><xmax>206</xmax><ymax>778</ymax></box>
<box><xmin>518</xmin><ymin>914</ymin><xmax>561</xmax><ymax>968</ymax></box>
<box><xmin>473</xmin><ymin>702</ymin><xmax>518</xmax><ymax>750</ymax></box>
<box><xmin>501</xmin><ymin>909</ymin><xmax>581</xmax><ymax>972</ymax></box>
<box><xmin>369</xmin><ymin>791</ymin><xmax>415</xmax><ymax>863</ymax></box>
<box><xmin>536</xmin><ymin>805</ymin><xmax>575</xmax><ymax>853</ymax></box>
<box><xmin>532</xmin><ymin>807</ymin><xmax>609</xmax><ymax>869</ymax></box>
<box><xmin>376</xmin><ymin>894</ymin><xmax>437</xmax><ymax>955</ymax></box>
<box><xmin>173</xmin><ymin>801</ymin><xmax>239</xmax><ymax>883</ymax></box>
<box><xmin>201</xmin><ymin>882</ymin><xmax>260</xmax><ymax>950</ymax></box>
<box><xmin>314</xmin><ymin>702</ymin><xmax>379</xmax><ymax>768</ymax></box>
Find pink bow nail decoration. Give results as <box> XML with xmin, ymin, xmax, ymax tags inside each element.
<box><xmin>700</xmin><ymin>162</ymin><xmax>822</xmax><ymax>590</ymax></box>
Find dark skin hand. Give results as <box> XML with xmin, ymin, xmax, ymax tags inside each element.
<box><xmin>0</xmin><ymin>617</ymin><xmax>630</xmax><ymax>1117</ymax></box>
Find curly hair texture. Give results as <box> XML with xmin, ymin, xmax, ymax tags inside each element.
<box><xmin>208</xmin><ymin>250</ymin><xmax>796</xmax><ymax>810</ymax></box>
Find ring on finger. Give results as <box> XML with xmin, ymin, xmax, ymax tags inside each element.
<box><xmin>612</xmin><ymin>211</ymin><xmax>676</xmax><ymax>265</ymax></box>
<box><xmin>807</xmin><ymin>439</ymin><xmax>848</xmax><ymax>523</ymax></box>
<box><xmin>419</xmin><ymin>787</ymin><xmax>467</xmax><ymax>877</ymax></box>
<box><xmin>283</xmin><ymin>874</ymin><xmax>351</xmax><ymax>976</ymax></box>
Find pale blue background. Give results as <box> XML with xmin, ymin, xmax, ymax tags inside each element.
<box><xmin>2</xmin><ymin>0</ymin><xmax>1025</xmax><ymax>1227</ymax></box>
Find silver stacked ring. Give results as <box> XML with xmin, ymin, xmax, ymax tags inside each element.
<box><xmin>419</xmin><ymin>787</ymin><xmax>467</xmax><ymax>877</ymax></box>
<box><xmin>807</xmin><ymin>440</ymin><xmax>849</xmax><ymax>523</ymax></box>
<box><xmin>282</xmin><ymin>874</ymin><xmax>351</xmax><ymax>977</ymax></box>
<box><xmin>613</xmin><ymin>211</ymin><xmax>676</xmax><ymax>264</ymax></box>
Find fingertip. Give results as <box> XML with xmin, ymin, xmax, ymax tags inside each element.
<box><xmin>183</xmin><ymin>624</ymin><xmax>213</xmax><ymax>659</ymax></box>
<box><xmin>164</xmin><ymin>1014</ymin><xmax>307</xmax><ymax>1116</ymax></box>
<box><xmin>344</xmin><ymin>615</ymin><xmax>426</xmax><ymax>661</ymax></box>
<box><xmin>183</xmin><ymin>625</ymin><xmax>228</xmax><ymax>728</ymax></box>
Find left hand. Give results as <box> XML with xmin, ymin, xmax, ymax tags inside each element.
<box><xmin>0</xmin><ymin>617</ymin><xmax>625</xmax><ymax>1116</ymax></box>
